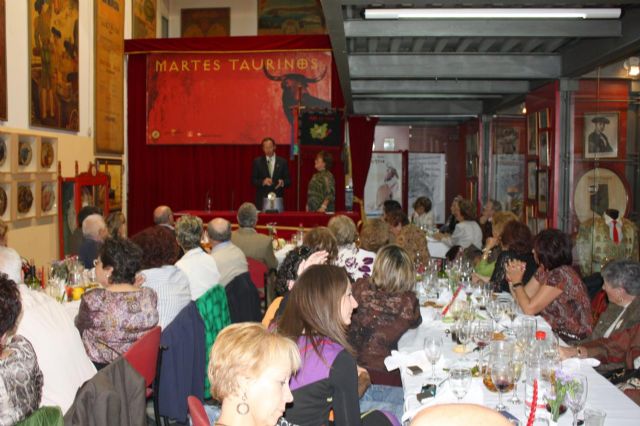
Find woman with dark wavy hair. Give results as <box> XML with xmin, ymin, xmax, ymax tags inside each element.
<box><xmin>489</xmin><ymin>220</ymin><xmax>537</xmax><ymax>293</ymax></box>
<box><xmin>76</xmin><ymin>238</ymin><xmax>158</xmax><ymax>369</ymax></box>
<box><xmin>506</xmin><ymin>229</ymin><xmax>592</xmax><ymax>341</ymax></box>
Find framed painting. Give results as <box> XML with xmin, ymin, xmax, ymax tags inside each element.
<box><xmin>258</xmin><ymin>0</ymin><xmax>325</xmax><ymax>35</ymax></box>
<box><xmin>538</xmin><ymin>108</ymin><xmax>550</xmax><ymax>129</ymax></box>
<box><xmin>538</xmin><ymin>169</ymin><xmax>548</xmax><ymax>215</ymax></box>
<box><xmin>525</xmin><ymin>204</ymin><xmax>536</xmax><ymax>233</ymax></box>
<box><xmin>0</xmin><ymin>0</ymin><xmax>6</xmax><ymax>121</ymax></box>
<box><xmin>527</xmin><ymin>113</ymin><xmax>537</xmax><ymax>155</ymax></box>
<box><xmin>29</xmin><ymin>0</ymin><xmax>79</xmax><ymax>131</ymax></box>
<box><xmin>583</xmin><ymin>112</ymin><xmax>618</xmax><ymax>159</ymax></box>
<box><xmin>494</xmin><ymin>126</ymin><xmax>519</xmax><ymax>154</ymax></box>
<box><xmin>539</xmin><ymin>131</ymin><xmax>549</xmax><ymax>167</ymax></box>
<box><xmin>96</xmin><ymin>158</ymin><xmax>123</xmax><ymax>211</ymax></box>
<box><xmin>527</xmin><ymin>160</ymin><xmax>537</xmax><ymax>200</ymax></box>
<box><xmin>181</xmin><ymin>8</ymin><xmax>230</xmax><ymax>37</ymax></box>
<box><xmin>133</xmin><ymin>0</ymin><xmax>156</xmax><ymax>39</ymax></box>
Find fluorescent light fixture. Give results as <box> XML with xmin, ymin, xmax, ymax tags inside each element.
<box><xmin>624</xmin><ymin>57</ymin><xmax>640</xmax><ymax>77</ymax></box>
<box><xmin>364</xmin><ymin>8</ymin><xmax>621</xmax><ymax>20</ymax></box>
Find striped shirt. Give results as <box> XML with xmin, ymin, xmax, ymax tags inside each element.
<box><xmin>141</xmin><ymin>265</ymin><xmax>192</xmax><ymax>329</ymax></box>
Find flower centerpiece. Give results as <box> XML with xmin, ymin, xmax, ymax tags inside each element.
<box><xmin>546</xmin><ymin>369</ymin><xmax>584</xmax><ymax>422</ymax></box>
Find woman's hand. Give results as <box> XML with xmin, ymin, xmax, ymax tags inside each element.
<box><xmin>559</xmin><ymin>346</ymin><xmax>579</xmax><ymax>360</ymax></box>
<box><xmin>485</xmin><ymin>237</ymin><xmax>499</xmax><ymax>250</ymax></box>
<box><xmin>297</xmin><ymin>250</ymin><xmax>329</xmax><ymax>277</ymax></box>
<box><xmin>472</xmin><ymin>272</ymin><xmax>489</xmax><ymax>284</ymax></box>
<box><xmin>505</xmin><ymin>259</ymin><xmax>526</xmax><ymax>284</ymax></box>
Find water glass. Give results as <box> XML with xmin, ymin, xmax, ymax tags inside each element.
<box><xmin>424</xmin><ymin>336</ymin><xmax>443</xmax><ymax>381</ymax></box>
<box><xmin>583</xmin><ymin>408</ymin><xmax>606</xmax><ymax>426</ymax></box>
<box><xmin>457</xmin><ymin>318</ymin><xmax>473</xmax><ymax>354</ymax></box>
<box><xmin>449</xmin><ymin>367</ymin><xmax>472</xmax><ymax>401</ymax></box>
<box><xmin>565</xmin><ymin>374</ymin><xmax>588</xmax><ymax>426</ymax></box>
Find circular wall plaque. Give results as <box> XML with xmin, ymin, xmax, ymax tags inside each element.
<box><xmin>18</xmin><ymin>185</ymin><xmax>34</xmax><ymax>214</ymax></box>
<box><xmin>574</xmin><ymin>167</ymin><xmax>628</xmax><ymax>224</ymax></box>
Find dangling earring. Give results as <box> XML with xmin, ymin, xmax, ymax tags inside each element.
<box><xmin>236</xmin><ymin>392</ymin><xmax>250</xmax><ymax>415</ymax></box>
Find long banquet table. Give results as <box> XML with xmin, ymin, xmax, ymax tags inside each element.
<box><xmin>396</xmin><ymin>305</ymin><xmax>640</xmax><ymax>425</ymax></box>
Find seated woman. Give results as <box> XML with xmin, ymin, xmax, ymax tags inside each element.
<box><xmin>505</xmin><ymin>229</ymin><xmax>592</xmax><ymax>342</ymax></box>
<box><xmin>0</xmin><ymin>274</ymin><xmax>43</xmax><ymax>425</ymax></box>
<box><xmin>359</xmin><ymin>219</ymin><xmax>391</xmax><ymax>254</ymax></box>
<box><xmin>473</xmin><ymin>211</ymin><xmax>517</xmax><ymax>281</ymax></box>
<box><xmin>348</xmin><ymin>245</ymin><xmax>421</xmax><ymax>418</ymax></box>
<box><xmin>583</xmin><ymin>260</ymin><xmax>640</xmax><ymax>343</ymax></box>
<box><xmin>385</xmin><ymin>210</ymin><xmax>430</xmax><ymax>266</ymax></box>
<box><xmin>329</xmin><ymin>215</ymin><xmax>375</xmax><ymax>280</ymax></box>
<box><xmin>488</xmin><ymin>220</ymin><xmax>537</xmax><ymax>293</ymax></box>
<box><xmin>208</xmin><ymin>322</ymin><xmax>301</xmax><ymax>426</ymax></box>
<box><xmin>559</xmin><ymin>322</ymin><xmax>640</xmax><ymax>406</ymax></box>
<box><xmin>410</xmin><ymin>196</ymin><xmax>435</xmax><ymax>230</ymax></box>
<box><xmin>132</xmin><ymin>226</ymin><xmax>192</xmax><ymax>329</ymax></box>
<box><xmin>76</xmin><ymin>238</ymin><xmax>159</xmax><ymax>369</ymax></box>
<box><xmin>106</xmin><ymin>211</ymin><xmax>127</xmax><ymax>239</ymax></box>
<box><xmin>278</xmin><ymin>265</ymin><xmax>396</xmax><ymax>426</ymax></box>
<box><xmin>435</xmin><ymin>198</ymin><xmax>482</xmax><ymax>250</ymax></box>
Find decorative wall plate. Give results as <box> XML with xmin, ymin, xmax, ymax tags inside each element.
<box><xmin>41</xmin><ymin>141</ymin><xmax>54</xmax><ymax>168</ymax></box>
<box><xmin>18</xmin><ymin>185</ymin><xmax>34</xmax><ymax>213</ymax></box>
<box><xmin>19</xmin><ymin>141</ymin><xmax>32</xmax><ymax>166</ymax></box>
<box><xmin>41</xmin><ymin>183</ymin><xmax>55</xmax><ymax>212</ymax></box>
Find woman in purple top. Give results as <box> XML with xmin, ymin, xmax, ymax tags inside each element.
<box><xmin>277</xmin><ymin>265</ymin><xmax>396</xmax><ymax>426</ymax></box>
<box><xmin>76</xmin><ymin>238</ymin><xmax>158</xmax><ymax>369</ymax></box>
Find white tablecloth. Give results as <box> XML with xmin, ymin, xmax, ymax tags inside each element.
<box><xmin>427</xmin><ymin>237</ymin><xmax>450</xmax><ymax>259</ymax></box>
<box><xmin>397</xmin><ymin>306</ymin><xmax>640</xmax><ymax>424</ymax></box>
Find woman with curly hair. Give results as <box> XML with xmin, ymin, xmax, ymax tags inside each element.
<box><xmin>132</xmin><ymin>226</ymin><xmax>191</xmax><ymax>329</ymax></box>
<box><xmin>76</xmin><ymin>238</ymin><xmax>158</xmax><ymax>369</ymax></box>
<box><xmin>0</xmin><ymin>274</ymin><xmax>44</xmax><ymax>425</ymax></box>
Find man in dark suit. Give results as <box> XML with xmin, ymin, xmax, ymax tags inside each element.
<box><xmin>251</xmin><ymin>137</ymin><xmax>291</xmax><ymax>209</ymax></box>
<box><xmin>588</xmin><ymin>116</ymin><xmax>614</xmax><ymax>154</ymax></box>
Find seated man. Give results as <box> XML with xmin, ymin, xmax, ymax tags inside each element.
<box><xmin>231</xmin><ymin>202</ymin><xmax>277</xmax><ymax>270</ymax></box>
<box><xmin>208</xmin><ymin>218</ymin><xmax>248</xmax><ymax>287</ymax></box>
<box><xmin>78</xmin><ymin>213</ymin><xmax>107</xmax><ymax>269</ymax></box>
<box><xmin>175</xmin><ymin>214</ymin><xmax>221</xmax><ymax>300</ymax></box>
<box><xmin>69</xmin><ymin>206</ymin><xmax>101</xmax><ymax>255</ymax></box>
<box><xmin>153</xmin><ymin>205</ymin><xmax>175</xmax><ymax>231</ymax></box>
<box><xmin>0</xmin><ymin>247</ymin><xmax>97</xmax><ymax>414</ymax></box>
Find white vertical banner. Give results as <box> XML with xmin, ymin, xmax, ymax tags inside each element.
<box><xmin>408</xmin><ymin>153</ymin><xmax>446</xmax><ymax>224</ymax></box>
<box><xmin>364</xmin><ymin>152</ymin><xmax>403</xmax><ymax>216</ymax></box>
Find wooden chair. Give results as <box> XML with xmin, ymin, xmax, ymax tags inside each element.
<box><xmin>247</xmin><ymin>257</ymin><xmax>268</xmax><ymax>309</ymax></box>
<box><xmin>123</xmin><ymin>326</ymin><xmax>164</xmax><ymax>426</ymax></box>
<box><xmin>187</xmin><ymin>396</ymin><xmax>209</xmax><ymax>426</ymax></box>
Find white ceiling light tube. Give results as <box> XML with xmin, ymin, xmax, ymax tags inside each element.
<box><xmin>364</xmin><ymin>8</ymin><xmax>621</xmax><ymax>20</ymax></box>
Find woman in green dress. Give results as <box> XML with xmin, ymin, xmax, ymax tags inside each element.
<box><xmin>307</xmin><ymin>151</ymin><xmax>335</xmax><ymax>213</ymax></box>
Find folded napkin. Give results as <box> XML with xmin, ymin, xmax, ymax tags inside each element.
<box><xmin>561</xmin><ymin>357</ymin><xmax>600</xmax><ymax>373</ymax></box>
<box><xmin>401</xmin><ymin>379</ymin><xmax>484</xmax><ymax>423</ymax></box>
<box><xmin>384</xmin><ymin>350</ymin><xmax>427</xmax><ymax>372</ymax></box>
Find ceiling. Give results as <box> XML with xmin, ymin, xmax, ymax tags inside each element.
<box><xmin>319</xmin><ymin>1</ymin><xmax>640</xmax><ymax>124</ymax></box>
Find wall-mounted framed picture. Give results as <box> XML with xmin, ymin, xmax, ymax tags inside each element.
<box><xmin>181</xmin><ymin>8</ymin><xmax>230</xmax><ymax>37</ymax></box>
<box><xmin>15</xmin><ymin>134</ymin><xmax>37</xmax><ymax>173</ymax></box>
<box><xmin>538</xmin><ymin>108</ymin><xmax>550</xmax><ymax>129</ymax></box>
<box><xmin>527</xmin><ymin>160</ymin><xmax>537</xmax><ymax>200</ymax></box>
<box><xmin>96</xmin><ymin>158</ymin><xmax>123</xmax><ymax>211</ymax></box>
<box><xmin>494</xmin><ymin>126</ymin><xmax>519</xmax><ymax>154</ymax></box>
<box><xmin>258</xmin><ymin>0</ymin><xmax>325</xmax><ymax>35</ymax></box>
<box><xmin>14</xmin><ymin>180</ymin><xmax>36</xmax><ymax>220</ymax></box>
<box><xmin>583</xmin><ymin>112</ymin><xmax>618</xmax><ymax>159</ymax></box>
<box><xmin>539</xmin><ymin>131</ymin><xmax>549</xmax><ymax>167</ymax></box>
<box><xmin>0</xmin><ymin>131</ymin><xmax>11</xmax><ymax>173</ymax></box>
<box><xmin>537</xmin><ymin>169</ymin><xmax>548</xmax><ymax>215</ymax></box>
<box><xmin>38</xmin><ymin>137</ymin><xmax>56</xmax><ymax>172</ymax></box>
<box><xmin>29</xmin><ymin>0</ymin><xmax>79</xmax><ymax>131</ymax></box>
<box><xmin>525</xmin><ymin>204</ymin><xmax>537</xmax><ymax>233</ymax></box>
<box><xmin>0</xmin><ymin>180</ymin><xmax>10</xmax><ymax>222</ymax></box>
<box><xmin>573</xmin><ymin>167</ymin><xmax>628</xmax><ymax>224</ymax></box>
<box><xmin>133</xmin><ymin>0</ymin><xmax>156</xmax><ymax>39</ymax></box>
<box><xmin>527</xmin><ymin>113</ymin><xmax>537</xmax><ymax>156</ymax></box>
<box><xmin>37</xmin><ymin>176</ymin><xmax>57</xmax><ymax>217</ymax></box>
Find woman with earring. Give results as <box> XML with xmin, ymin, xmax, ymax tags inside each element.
<box><xmin>208</xmin><ymin>322</ymin><xmax>301</xmax><ymax>426</ymax></box>
<box><xmin>76</xmin><ymin>237</ymin><xmax>158</xmax><ymax>370</ymax></box>
<box><xmin>278</xmin><ymin>265</ymin><xmax>397</xmax><ymax>426</ymax></box>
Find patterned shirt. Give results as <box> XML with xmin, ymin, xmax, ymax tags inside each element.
<box><xmin>76</xmin><ymin>287</ymin><xmax>159</xmax><ymax>364</ymax></box>
<box><xmin>334</xmin><ymin>243</ymin><xmax>375</xmax><ymax>280</ymax></box>
<box><xmin>535</xmin><ymin>265</ymin><xmax>592</xmax><ymax>340</ymax></box>
<box><xmin>307</xmin><ymin>170</ymin><xmax>335</xmax><ymax>212</ymax></box>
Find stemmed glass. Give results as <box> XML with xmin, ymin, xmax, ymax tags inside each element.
<box><xmin>424</xmin><ymin>336</ymin><xmax>443</xmax><ymax>382</ymax></box>
<box><xmin>565</xmin><ymin>374</ymin><xmax>588</xmax><ymax>426</ymax></box>
<box><xmin>491</xmin><ymin>358</ymin><xmax>515</xmax><ymax>411</ymax></box>
<box><xmin>450</xmin><ymin>367</ymin><xmax>472</xmax><ymax>401</ymax></box>
<box><xmin>473</xmin><ymin>319</ymin><xmax>493</xmax><ymax>371</ymax></box>
<box><xmin>509</xmin><ymin>345</ymin><xmax>525</xmax><ymax>404</ymax></box>
<box><xmin>457</xmin><ymin>318</ymin><xmax>473</xmax><ymax>355</ymax></box>
<box><xmin>485</xmin><ymin>298</ymin><xmax>503</xmax><ymax>328</ymax></box>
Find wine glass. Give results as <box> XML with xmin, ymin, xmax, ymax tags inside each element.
<box><xmin>485</xmin><ymin>298</ymin><xmax>502</xmax><ymax>327</ymax></box>
<box><xmin>491</xmin><ymin>358</ymin><xmax>514</xmax><ymax>411</ymax></box>
<box><xmin>473</xmin><ymin>319</ymin><xmax>493</xmax><ymax>371</ymax></box>
<box><xmin>450</xmin><ymin>367</ymin><xmax>472</xmax><ymax>401</ymax></box>
<box><xmin>457</xmin><ymin>318</ymin><xmax>473</xmax><ymax>355</ymax></box>
<box><xmin>509</xmin><ymin>345</ymin><xmax>525</xmax><ymax>404</ymax></box>
<box><xmin>565</xmin><ymin>374</ymin><xmax>588</xmax><ymax>426</ymax></box>
<box><xmin>424</xmin><ymin>335</ymin><xmax>443</xmax><ymax>381</ymax></box>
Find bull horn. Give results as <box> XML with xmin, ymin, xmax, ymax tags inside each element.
<box><xmin>263</xmin><ymin>65</ymin><xmax>284</xmax><ymax>81</ymax></box>
<box><xmin>305</xmin><ymin>66</ymin><xmax>327</xmax><ymax>83</ymax></box>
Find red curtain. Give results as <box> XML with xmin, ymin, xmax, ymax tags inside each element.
<box><xmin>348</xmin><ymin>116</ymin><xmax>378</xmax><ymax>200</ymax></box>
<box><xmin>125</xmin><ymin>36</ymin><xmax>349</xmax><ymax>235</ymax></box>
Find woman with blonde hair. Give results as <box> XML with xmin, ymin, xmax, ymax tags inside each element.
<box><xmin>278</xmin><ymin>265</ymin><xmax>396</xmax><ymax>425</ymax></box>
<box><xmin>208</xmin><ymin>322</ymin><xmax>301</xmax><ymax>426</ymax></box>
<box><xmin>106</xmin><ymin>211</ymin><xmax>127</xmax><ymax>239</ymax></box>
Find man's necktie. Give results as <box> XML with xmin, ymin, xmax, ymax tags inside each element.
<box><xmin>612</xmin><ymin>219</ymin><xmax>620</xmax><ymax>243</ymax></box>
<box><xmin>268</xmin><ymin>157</ymin><xmax>274</xmax><ymax>178</ymax></box>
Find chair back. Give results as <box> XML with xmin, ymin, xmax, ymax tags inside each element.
<box><xmin>187</xmin><ymin>396</ymin><xmax>209</xmax><ymax>426</ymax></box>
<box><xmin>247</xmin><ymin>257</ymin><xmax>267</xmax><ymax>290</ymax></box>
<box><xmin>123</xmin><ymin>326</ymin><xmax>162</xmax><ymax>387</ymax></box>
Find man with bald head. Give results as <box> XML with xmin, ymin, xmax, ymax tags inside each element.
<box><xmin>208</xmin><ymin>218</ymin><xmax>248</xmax><ymax>287</ymax></box>
<box><xmin>153</xmin><ymin>205</ymin><xmax>175</xmax><ymax>230</ymax></box>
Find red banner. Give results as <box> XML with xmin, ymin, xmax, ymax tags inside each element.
<box><xmin>146</xmin><ymin>50</ymin><xmax>332</xmax><ymax>145</ymax></box>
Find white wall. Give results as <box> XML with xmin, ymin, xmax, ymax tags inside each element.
<box><xmin>168</xmin><ymin>0</ymin><xmax>257</xmax><ymax>37</ymax></box>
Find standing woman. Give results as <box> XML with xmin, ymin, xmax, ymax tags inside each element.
<box><xmin>306</xmin><ymin>151</ymin><xmax>335</xmax><ymax>213</ymax></box>
<box><xmin>278</xmin><ymin>265</ymin><xmax>396</xmax><ymax>426</ymax></box>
